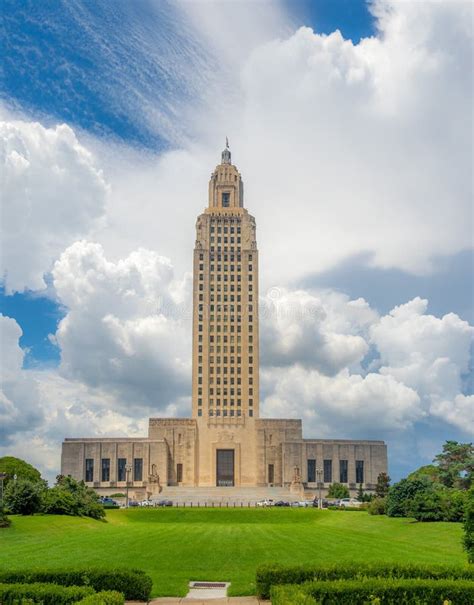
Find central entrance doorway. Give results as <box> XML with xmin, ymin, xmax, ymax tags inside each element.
<box><xmin>216</xmin><ymin>449</ymin><xmax>234</xmax><ymax>486</ymax></box>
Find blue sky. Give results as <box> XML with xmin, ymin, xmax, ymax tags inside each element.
<box><xmin>1</xmin><ymin>0</ymin><xmax>472</xmax><ymax>482</ymax></box>
<box><xmin>1</xmin><ymin>0</ymin><xmax>378</xmax><ymax>369</ymax></box>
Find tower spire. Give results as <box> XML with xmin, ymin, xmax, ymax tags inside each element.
<box><xmin>221</xmin><ymin>138</ymin><xmax>231</xmax><ymax>164</ymax></box>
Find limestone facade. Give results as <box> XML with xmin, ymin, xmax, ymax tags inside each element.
<box><xmin>61</xmin><ymin>145</ymin><xmax>388</xmax><ymax>498</ymax></box>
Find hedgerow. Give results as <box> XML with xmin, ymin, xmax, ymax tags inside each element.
<box><xmin>0</xmin><ymin>569</ymin><xmax>151</xmax><ymax>601</ymax></box>
<box><xmin>0</xmin><ymin>582</ymin><xmax>93</xmax><ymax>604</ymax></box>
<box><xmin>271</xmin><ymin>578</ymin><xmax>474</xmax><ymax>605</ymax></box>
<box><xmin>256</xmin><ymin>562</ymin><xmax>474</xmax><ymax>599</ymax></box>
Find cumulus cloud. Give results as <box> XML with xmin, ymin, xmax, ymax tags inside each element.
<box><xmin>370</xmin><ymin>297</ymin><xmax>474</xmax><ymax>431</ymax></box>
<box><xmin>0</xmin><ymin>119</ymin><xmax>108</xmax><ymax>292</ymax></box>
<box><xmin>0</xmin><ymin>314</ymin><xmax>42</xmax><ymax>442</ymax></box>
<box><xmin>261</xmin><ymin>365</ymin><xmax>422</xmax><ymax>437</ymax></box>
<box><xmin>260</xmin><ymin>288</ymin><xmax>375</xmax><ymax>374</ymax></box>
<box><xmin>52</xmin><ymin>241</ymin><xmax>192</xmax><ymax>413</ymax></box>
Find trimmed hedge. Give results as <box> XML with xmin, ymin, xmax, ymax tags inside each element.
<box><xmin>0</xmin><ymin>569</ymin><xmax>151</xmax><ymax>601</ymax></box>
<box><xmin>0</xmin><ymin>582</ymin><xmax>94</xmax><ymax>604</ymax></box>
<box><xmin>77</xmin><ymin>591</ymin><xmax>124</xmax><ymax>605</ymax></box>
<box><xmin>271</xmin><ymin>578</ymin><xmax>474</xmax><ymax>605</ymax></box>
<box><xmin>257</xmin><ymin>562</ymin><xmax>474</xmax><ymax>599</ymax></box>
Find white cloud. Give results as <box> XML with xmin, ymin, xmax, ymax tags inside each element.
<box><xmin>52</xmin><ymin>240</ymin><xmax>192</xmax><ymax>413</ymax></box>
<box><xmin>370</xmin><ymin>297</ymin><xmax>474</xmax><ymax>432</ymax></box>
<box><xmin>0</xmin><ymin>315</ymin><xmax>42</xmax><ymax>442</ymax></box>
<box><xmin>0</xmin><ymin>119</ymin><xmax>108</xmax><ymax>292</ymax></box>
<box><xmin>260</xmin><ymin>288</ymin><xmax>375</xmax><ymax>374</ymax></box>
<box><xmin>261</xmin><ymin>365</ymin><xmax>422</xmax><ymax>437</ymax></box>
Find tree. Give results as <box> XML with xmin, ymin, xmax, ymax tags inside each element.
<box><xmin>375</xmin><ymin>472</ymin><xmax>390</xmax><ymax>498</ymax></box>
<box><xmin>463</xmin><ymin>487</ymin><xmax>474</xmax><ymax>563</ymax></box>
<box><xmin>407</xmin><ymin>465</ymin><xmax>440</xmax><ymax>484</ymax></box>
<box><xmin>327</xmin><ymin>483</ymin><xmax>350</xmax><ymax>499</ymax></box>
<box><xmin>356</xmin><ymin>483</ymin><xmax>364</xmax><ymax>502</ymax></box>
<box><xmin>408</xmin><ymin>489</ymin><xmax>445</xmax><ymax>522</ymax></box>
<box><xmin>42</xmin><ymin>475</ymin><xmax>105</xmax><ymax>520</ymax></box>
<box><xmin>386</xmin><ymin>478</ymin><xmax>431</xmax><ymax>517</ymax></box>
<box><xmin>4</xmin><ymin>479</ymin><xmax>44</xmax><ymax>515</ymax></box>
<box><xmin>368</xmin><ymin>497</ymin><xmax>387</xmax><ymax>516</ymax></box>
<box><xmin>434</xmin><ymin>441</ymin><xmax>473</xmax><ymax>489</ymax></box>
<box><xmin>0</xmin><ymin>457</ymin><xmax>44</xmax><ymax>488</ymax></box>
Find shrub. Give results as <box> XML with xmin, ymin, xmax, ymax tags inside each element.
<box><xmin>271</xmin><ymin>578</ymin><xmax>474</xmax><ymax>604</ymax></box>
<box><xmin>368</xmin><ymin>497</ymin><xmax>386</xmax><ymax>515</ymax></box>
<box><xmin>375</xmin><ymin>472</ymin><xmax>390</xmax><ymax>498</ymax></box>
<box><xmin>77</xmin><ymin>591</ymin><xmax>124</xmax><ymax>605</ymax></box>
<box><xmin>0</xmin><ymin>505</ymin><xmax>11</xmax><ymax>527</ymax></box>
<box><xmin>0</xmin><ymin>569</ymin><xmax>152</xmax><ymax>601</ymax></box>
<box><xmin>41</xmin><ymin>476</ymin><xmax>105</xmax><ymax>520</ymax></box>
<box><xmin>256</xmin><ymin>562</ymin><xmax>474</xmax><ymax>599</ymax></box>
<box><xmin>0</xmin><ymin>582</ymin><xmax>93</xmax><ymax>604</ymax></box>
<box><xmin>464</xmin><ymin>486</ymin><xmax>474</xmax><ymax>563</ymax></box>
<box><xmin>301</xmin><ymin>577</ymin><xmax>474</xmax><ymax>605</ymax></box>
<box><xmin>4</xmin><ymin>480</ymin><xmax>44</xmax><ymax>515</ymax></box>
<box><xmin>327</xmin><ymin>483</ymin><xmax>349</xmax><ymax>499</ymax></box>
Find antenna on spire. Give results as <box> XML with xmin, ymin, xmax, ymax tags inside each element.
<box><xmin>221</xmin><ymin>138</ymin><xmax>231</xmax><ymax>164</ymax></box>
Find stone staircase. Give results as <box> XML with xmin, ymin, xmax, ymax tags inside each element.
<box><xmin>154</xmin><ymin>486</ymin><xmax>308</xmax><ymax>506</ymax></box>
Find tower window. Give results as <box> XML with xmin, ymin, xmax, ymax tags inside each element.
<box><xmin>222</xmin><ymin>192</ymin><xmax>230</xmax><ymax>207</ymax></box>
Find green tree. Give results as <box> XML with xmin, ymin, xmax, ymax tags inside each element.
<box><xmin>434</xmin><ymin>441</ymin><xmax>473</xmax><ymax>489</ymax></box>
<box><xmin>0</xmin><ymin>457</ymin><xmax>44</xmax><ymax>488</ymax></box>
<box><xmin>356</xmin><ymin>483</ymin><xmax>364</xmax><ymax>502</ymax></box>
<box><xmin>408</xmin><ymin>489</ymin><xmax>444</xmax><ymax>522</ymax></box>
<box><xmin>327</xmin><ymin>483</ymin><xmax>350</xmax><ymax>499</ymax></box>
<box><xmin>386</xmin><ymin>477</ymin><xmax>431</xmax><ymax>517</ymax></box>
<box><xmin>42</xmin><ymin>475</ymin><xmax>105</xmax><ymax>519</ymax></box>
<box><xmin>4</xmin><ymin>479</ymin><xmax>44</xmax><ymax>515</ymax></box>
<box><xmin>407</xmin><ymin>464</ymin><xmax>440</xmax><ymax>483</ymax></box>
<box><xmin>375</xmin><ymin>472</ymin><xmax>390</xmax><ymax>498</ymax></box>
<box><xmin>463</xmin><ymin>486</ymin><xmax>474</xmax><ymax>563</ymax></box>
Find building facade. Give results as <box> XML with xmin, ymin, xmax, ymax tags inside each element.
<box><xmin>61</xmin><ymin>144</ymin><xmax>388</xmax><ymax>499</ymax></box>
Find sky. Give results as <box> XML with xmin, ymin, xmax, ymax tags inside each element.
<box><xmin>1</xmin><ymin>0</ymin><xmax>473</xmax><ymax>484</ymax></box>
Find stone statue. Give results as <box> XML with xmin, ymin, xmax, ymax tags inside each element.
<box><xmin>148</xmin><ymin>464</ymin><xmax>162</xmax><ymax>493</ymax></box>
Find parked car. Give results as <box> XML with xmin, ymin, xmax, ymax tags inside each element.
<box><xmin>128</xmin><ymin>500</ymin><xmax>139</xmax><ymax>507</ymax></box>
<box><xmin>138</xmin><ymin>500</ymin><xmax>154</xmax><ymax>507</ymax></box>
<box><xmin>338</xmin><ymin>498</ymin><xmax>362</xmax><ymax>508</ymax></box>
<box><xmin>100</xmin><ymin>497</ymin><xmax>118</xmax><ymax>507</ymax></box>
<box><xmin>256</xmin><ymin>499</ymin><xmax>274</xmax><ymax>507</ymax></box>
<box><xmin>157</xmin><ymin>499</ymin><xmax>173</xmax><ymax>507</ymax></box>
<box><xmin>274</xmin><ymin>500</ymin><xmax>290</xmax><ymax>507</ymax></box>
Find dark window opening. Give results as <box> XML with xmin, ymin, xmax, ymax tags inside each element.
<box><xmin>134</xmin><ymin>458</ymin><xmax>143</xmax><ymax>482</ymax></box>
<box><xmin>307</xmin><ymin>459</ymin><xmax>316</xmax><ymax>483</ymax></box>
<box><xmin>323</xmin><ymin>459</ymin><xmax>332</xmax><ymax>483</ymax></box>
<box><xmin>177</xmin><ymin>463</ymin><xmax>183</xmax><ymax>483</ymax></box>
<box><xmin>268</xmin><ymin>463</ymin><xmax>274</xmax><ymax>484</ymax></box>
<box><xmin>340</xmin><ymin>459</ymin><xmax>348</xmax><ymax>483</ymax></box>
<box><xmin>85</xmin><ymin>458</ymin><xmax>94</xmax><ymax>482</ymax></box>
<box><xmin>356</xmin><ymin>460</ymin><xmax>364</xmax><ymax>484</ymax></box>
<box><xmin>117</xmin><ymin>458</ymin><xmax>126</xmax><ymax>482</ymax></box>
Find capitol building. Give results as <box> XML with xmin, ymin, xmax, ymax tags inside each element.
<box><xmin>61</xmin><ymin>145</ymin><xmax>387</xmax><ymax>501</ymax></box>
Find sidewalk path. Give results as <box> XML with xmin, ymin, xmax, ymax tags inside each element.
<box><xmin>126</xmin><ymin>598</ymin><xmax>270</xmax><ymax>604</ymax></box>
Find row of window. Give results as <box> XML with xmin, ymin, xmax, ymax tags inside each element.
<box><xmin>85</xmin><ymin>457</ymin><xmax>143</xmax><ymax>483</ymax></box>
<box><xmin>198</xmin><ymin>387</ymin><xmax>253</xmax><ymax>396</ymax></box>
<box><xmin>206</xmin><ymin>377</ymin><xmax>254</xmax><ymax>385</ymax></box>
<box><xmin>208</xmin><ymin>409</ymin><xmax>253</xmax><ymax>417</ymax></box>
<box><xmin>200</xmin><ymin>274</ymin><xmax>253</xmax><ymax>283</ymax></box>
<box><xmin>199</xmin><ymin>315</ymin><xmax>254</xmax><ymax>323</ymax></box>
<box><xmin>305</xmin><ymin>459</ymin><xmax>365</xmax><ymax>484</ymax></box>
<box><xmin>199</xmin><ymin>253</ymin><xmax>253</xmax><ymax>262</ymax></box>
<box><xmin>209</xmin><ymin>225</ymin><xmax>241</xmax><ymax>234</ymax></box>
<box><xmin>199</xmin><ymin>324</ymin><xmax>254</xmax><ymax>334</ymax></box>
<box><xmin>198</xmin><ymin>347</ymin><xmax>253</xmax><ymax>356</ymax></box>
<box><xmin>209</xmin><ymin>236</ymin><xmax>242</xmax><ymax>245</ymax></box>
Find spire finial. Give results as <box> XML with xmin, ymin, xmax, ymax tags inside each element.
<box><xmin>221</xmin><ymin>138</ymin><xmax>231</xmax><ymax>164</ymax></box>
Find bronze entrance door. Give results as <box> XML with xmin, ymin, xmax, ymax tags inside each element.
<box><xmin>216</xmin><ymin>449</ymin><xmax>234</xmax><ymax>486</ymax></box>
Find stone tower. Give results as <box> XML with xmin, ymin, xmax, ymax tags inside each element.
<box><xmin>192</xmin><ymin>142</ymin><xmax>259</xmax><ymax>421</ymax></box>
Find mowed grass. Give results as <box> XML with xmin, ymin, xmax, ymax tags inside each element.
<box><xmin>0</xmin><ymin>508</ymin><xmax>465</xmax><ymax>597</ymax></box>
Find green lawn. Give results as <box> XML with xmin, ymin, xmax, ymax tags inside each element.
<box><xmin>0</xmin><ymin>508</ymin><xmax>465</xmax><ymax>597</ymax></box>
